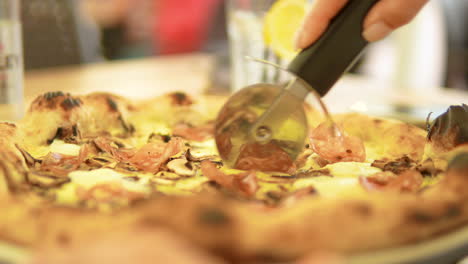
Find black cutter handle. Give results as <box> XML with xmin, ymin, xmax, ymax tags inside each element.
<box><xmin>287</xmin><ymin>0</ymin><xmax>380</xmax><ymax>96</ymax></box>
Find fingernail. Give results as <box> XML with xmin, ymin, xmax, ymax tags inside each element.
<box><xmin>362</xmin><ymin>22</ymin><xmax>392</xmax><ymax>42</ymax></box>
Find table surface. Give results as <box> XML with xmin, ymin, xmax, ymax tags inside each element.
<box><xmin>25</xmin><ymin>53</ymin><xmax>468</xmax><ymax>120</ymax></box>
<box><xmin>25</xmin><ymin>53</ymin><xmax>215</xmax><ymax>104</ymax></box>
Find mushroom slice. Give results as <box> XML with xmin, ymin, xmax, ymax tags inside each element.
<box><xmin>186</xmin><ymin>149</ymin><xmax>219</xmax><ymax>162</ymax></box>
<box><xmin>28</xmin><ymin>171</ymin><xmax>70</xmax><ymax>188</ymax></box>
<box><xmin>166</xmin><ymin>159</ymin><xmax>196</xmax><ymax>176</ymax></box>
<box><xmin>15</xmin><ymin>145</ymin><xmax>39</xmax><ymax>167</ymax></box>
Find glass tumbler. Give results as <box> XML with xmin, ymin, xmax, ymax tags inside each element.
<box><xmin>227</xmin><ymin>0</ymin><xmax>292</xmax><ymax>92</ymax></box>
<box><xmin>0</xmin><ymin>0</ymin><xmax>23</xmax><ymax>121</ymax></box>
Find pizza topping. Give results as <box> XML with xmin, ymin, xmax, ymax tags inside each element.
<box><xmin>114</xmin><ymin>162</ymin><xmax>139</xmax><ymax>173</ymax></box>
<box><xmin>166</xmin><ymin>158</ymin><xmax>196</xmax><ymax>176</ymax></box>
<box><xmin>148</xmin><ymin>133</ymin><xmax>172</xmax><ymax>143</ymax></box>
<box><xmin>186</xmin><ymin>148</ymin><xmax>219</xmax><ymax>162</ymax></box>
<box><xmin>235</xmin><ymin>142</ymin><xmax>295</xmax><ymax>173</ymax></box>
<box><xmin>16</xmin><ymin>145</ymin><xmax>39</xmax><ymax>167</ymax></box>
<box><xmin>172</xmin><ymin>122</ymin><xmax>214</xmax><ymax>142</ymax></box>
<box><xmin>169</xmin><ymin>92</ymin><xmax>194</xmax><ymax>106</ymax></box>
<box><xmin>360</xmin><ymin>170</ymin><xmax>423</xmax><ymax>192</ymax></box>
<box><xmin>416</xmin><ymin>158</ymin><xmax>442</xmax><ymax>177</ymax></box>
<box><xmin>309</xmin><ymin>123</ymin><xmax>366</xmax><ymax>163</ymax></box>
<box><xmin>201</xmin><ymin>161</ymin><xmax>258</xmax><ymax>197</ymax></box>
<box><xmin>371</xmin><ymin>156</ymin><xmax>416</xmax><ymax>174</ymax></box>
<box><xmin>427</xmin><ymin>104</ymin><xmax>468</xmax><ymax>152</ymax></box>
<box><xmin>40</xmin><ymin>144</ymin><xmax>91</xmax><ymax>177</ymax></box>
<box><xmin>93</xmin><ymin>137</ymin><xmax>135</xmax><ymax>162</ymax></box>
<box><xmin>359</xmin><ymin>171</ymin><xmax>397</xmax><ymax>190</ymax></box>
<box><xmin>93</xmin><ymin>137</ymin><xmax>186</xmax><ymax>174</ymax></box>
<box><xmin>27</xmin><ymin>171</ymin><xmax>71</xmax><ymax>188</ymax></box>
<box><xmin>129</xmin><ymin>137</ymin><xmax>185</xmax><ymax>174</ymax></box>
<box><xmin>86</xmin><ymin>156</ymin><xmax>114</xmax><ymax>169</ymax></box>
<box><xmin>294</xmin><ymin>169</ymin><xmax>332</xmax><ymax>178</ymax></box>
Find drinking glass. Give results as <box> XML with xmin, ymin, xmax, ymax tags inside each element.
<box><xmin>227</xmin><ymin>0</ymin><xmax>292</xmax><ymax>92</ymax></box>
<box><xmin>0</xmin><ymin>0</ymin><xmax>23</xmax><ymax>121</ymax></box>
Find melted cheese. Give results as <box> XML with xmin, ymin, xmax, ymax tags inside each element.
<box><xmin>56</xmin><ymin>168</ymin><xmax>151</xmax><ymax>205</ymax></box>
<box><xmin>291</xmin><ymin>162</ymin><xmax>381</xmax><ymax>197</ymax></box>
<box><xmin>294</xmin><ymin>177</ymin><xmax>366</xmax><ymax>198</ymax></box>
<box><xmin>132</xmin><ymin>121</ymin><xmax>172</xmax><ymax>147</ymax></box>
<box><xmin>28</xmin><ymin>140</ymin><xmax>81</xmax><ymax>158</ymax></box>
<box><xmin>49</xmin><ymin>140</ymin><xmax>81</xmax><ymax>156</ymax></box>
<box><xmin>189</xmin><ymin>139</ymin><xmax>218</xmax><ymax>157</ymax></box>
<box><xmin>324</xmin><ymin>162</ymin><xmax>381</xmax><ymax>178</ymax></box>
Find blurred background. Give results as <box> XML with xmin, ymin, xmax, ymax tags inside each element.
<box><xmin>21</xmin><ymin>0</ymin><xmax>468</xmax><ymax>92</ymax></box>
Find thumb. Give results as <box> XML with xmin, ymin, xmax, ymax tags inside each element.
<box><xmin>363</xmin><ymin>0</ymin><xmax>428</xmax><ymax>42</ymax></box>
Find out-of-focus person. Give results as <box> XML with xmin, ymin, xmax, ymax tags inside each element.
<box><xmin>81</xmin><ymin>0</ymin><xmax>225</xmax><ymax>59</ymax></box>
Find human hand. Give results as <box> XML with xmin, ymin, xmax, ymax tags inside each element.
<box><xmin>295</xmin><ymin>0</ymin><xmax>428</xmax><ymax>49</ymax></box>
<box><xmin>80</xmin><ymin>0</ymin><xmax>133</xmax><ymax>27</ymax></box>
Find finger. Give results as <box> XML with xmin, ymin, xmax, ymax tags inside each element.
<box><xmin>363</xmin><ymin>0</ymin><xmax>428</xmax><ymax>42</ymax></box>
<box><xmin>294</xmin><ymin>0</ymin><xmax>349</xmax><ymax>49</ymax></box>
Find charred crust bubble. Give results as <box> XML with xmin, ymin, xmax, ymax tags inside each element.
<box><xmin>47</xmin><ymin>127</ymin><xmax>63</xmax><ymax>144</ymax></box>
<box><xmin>198</xmin><ymin>207</ymin><xmax>230</xmax><ymax>226</ymax></box>
<box><xmin>373</xmin><ymin>119</ymin><xmax>383</xmax><ymax>125</ymax></box>
<box><xmin>43</xmin><ymin>91</ymin><xmax>65</xmax><ymax>100</ymax></box>
<box><xmin>170</xmin><ymin>92</ymin><xmax>193</xmax><ymax>106</ymax></box>
<box><xmin>60</xmin><ymin>97</ymin><xmax>82</xmax><ymax>110</ymax></box>
<box><xmin>72</xmin><ymin>125</ymin><xmax>79</xmax><ymax>137</ymax></box>
<box><xmin>162</xmin><ymin>135</ymin><xmax>171</xmax><ymax>143</ymax></box>
<box><xmin>408</xmin><ymin>204</ymin><xmax>462</xmax><ymax>224</ymax></box>
<box><xmin>444</xmin><ymin>204</ymin><xmax>462</xmax><ymax>219</ymax></box>
<box><xmin>265</xmin><ymin>191</ymin><xmax>286</xmax><ymax>204</ymax></box>
<box><xmin>106</xmin><ymin>97</ymin><xmax>118</xmax><ymax>111</ymax></box>
<box><xmin>3</xmin><ymin>123</ymin><xmax>16</xmax><ymax>128</ymax></box>
<box><xmin>118</xmin><ymin>116</ymin><xmax>135</xmax><ymax>134</ymax></box>
<box><xmin>47</xmin><ymin>125</ymin><xmax>81</xmax><ymax>144</ymax></box>
<box><xmin>353</xmin><ymin>203</ymin><xmax>372</xmax><ymax>217</ymax></box>
<box><xmin>408</xmin><ymin>210</ymin><xmax>434</xmax><ymax>224</ymax></box>
<box><xmin>56</xmin><ymin>232</ymin><xmax>71</xmax><ymax>247</ymax></box>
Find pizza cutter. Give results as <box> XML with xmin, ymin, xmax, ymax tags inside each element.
<box><xmin>215</xmin><ymin>0</ymin><xmax>380</xmax><ymax>169</ymax></box>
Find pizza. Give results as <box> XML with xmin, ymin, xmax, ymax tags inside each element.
<box><xmin>0</xmin><ymin>91</ymin><xmax>467</xmax><ymax>263</ymax></box>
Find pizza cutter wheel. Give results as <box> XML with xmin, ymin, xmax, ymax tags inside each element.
<box><xmin>215</xmin><ymin>0</ymin><xmax>379</xmax><ymax>169</ymax></box>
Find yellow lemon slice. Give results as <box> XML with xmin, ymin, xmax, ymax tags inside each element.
<box><xmin>264</xmin><ymin>0</ymin><xmax>310</xmax><ymax>60</ymax></box>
